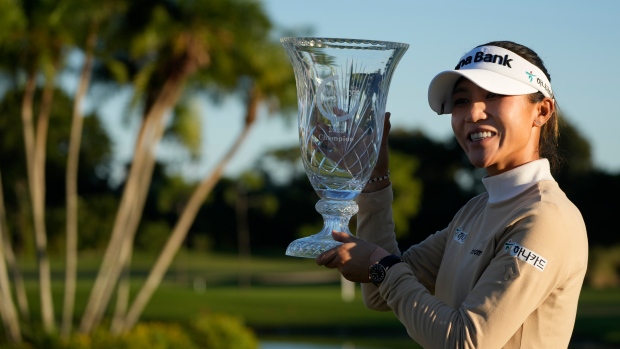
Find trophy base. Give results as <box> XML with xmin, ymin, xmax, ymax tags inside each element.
<box><xmin>285</xmin><ymin>234</ymin><xmax>346</xmax><ymax>258</ymax></box>
<box><xmin>286</xmin><ymin>198</ymin><xmax>359</xmax><ymax>258</ymax></box>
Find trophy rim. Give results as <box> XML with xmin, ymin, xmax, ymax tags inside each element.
<box><xmin>280</xmin><ymin>36</ymin><xmax>409</xmax><ymax>51</ymax></box>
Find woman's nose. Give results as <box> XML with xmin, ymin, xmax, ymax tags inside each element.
<box><xmin>465</xmin><ymin>101</ymin><xmax>487</xmax><ymax>123</ymax></box>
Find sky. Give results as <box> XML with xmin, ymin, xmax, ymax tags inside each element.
<box><xmin>104</xmin><ymin>0</ymin><xmax>620</xmax><ymax>182</ymax></box>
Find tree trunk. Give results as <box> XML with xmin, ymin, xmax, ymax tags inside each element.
<box><xmin>62</xmin><ymin>29</ymin><xmax>97</xmax><ymax>338</ymax></box>
<box><xmin>0</xmin><ymin>174</ymin><xmax>29</xmax><ymax>324</ymax></box>
<box><xmin>79</xmin><ymin>70</ymin><xmax>188</xmax><ymax>334</ymax></box>
<box><xmin>110</xmin><ymin>246</ymin><xmax>132</xmax><ymax>332</ymax></box>
<box><xmin>120</xmin><ymin>87</ymin><xmax>261</xmax><ymax>332</ymax></box>
<box><xmin>107</xmin><ymin>154</ymin><xmax>156</xmax><ymax>332</ymax></box>
<box><xmin>78</xmin><ymin>109</ymin><xmax>153</xmax><ymax>334</ymax></box>
<box><xmin>81</xmin><ymin>35</ymin><xmax>209</xmax><ymax>333</ymax></box>
<box><xmin>109</xmin><ymin>128</ymin><xmax>163</xmax><ymax>331</ymax></box>
<box><xmin>0</xmin><ymin>229</ymin><xmax>29</xmax><ymax>324</ymax></box>
<box><xmin>32</xmin><ymin>63</ymin><xmax>58</xmax><ymax>334</ymax></box>
<box><xmin>0</xmin><ymin>171</ymin><xmax>22</xmax><ymax>343</ymax></box>
<box><xmin>20</xmin><ymin>72</ymin><xmax>36</xmax><ymax>180</ymax></box>
<box><xmin>20</xmin><ymin>66</ymin><xmax>57</xmax><ymax>334</ymax></box>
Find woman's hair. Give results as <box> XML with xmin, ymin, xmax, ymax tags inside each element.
<box><xmin>478</xmin><ymin>41</ymin><xmax>562</xmax><ymax>172</ymax></box>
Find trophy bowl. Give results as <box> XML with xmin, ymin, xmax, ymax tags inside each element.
<box><xmin>281</xmin><ymin>37</ymin><xmax>408</xmax><ymax>258</ymax></box>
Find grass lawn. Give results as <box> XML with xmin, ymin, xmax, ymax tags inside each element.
<box><xmin>572</xmin><ymin>287</ymin><xmax>620</xmax><ymax>346</ymax></box>
<box><xmin>15</xmin><ymin>251</ymin><xmax>620</xmax><ymax>348</ymax></box>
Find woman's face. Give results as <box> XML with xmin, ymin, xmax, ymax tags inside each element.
<box><xmin>451</xmin><ymin>78</ymin><xmax>542</xmax><ymax>176</ymax></box>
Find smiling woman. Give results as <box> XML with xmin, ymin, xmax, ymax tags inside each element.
<box><xmin>449</xmin><ymin>78</ymin><xmax>552</xmax><ymax>175</ymax></box>
<box><xmin>430</xmin><ymin>41</ymin><xmax>560</xmax><ymax>175</ymax></box>
<box><xmin>429</xmin><ymin>41</ymin><xmax>559</xmax><ymax>174</ymax></box>
<box><xmin>315</xmin><ymin>40</ymin><xmax>589</xmax><ymax>349</ymax></box>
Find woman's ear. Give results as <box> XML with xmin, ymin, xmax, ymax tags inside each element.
<box><xmin>534</xmin><ymin>97</ymin><xmax>555</xmax><ymax>127</ymax></box>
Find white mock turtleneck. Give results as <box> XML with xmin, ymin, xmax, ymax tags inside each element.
<box><xmin>481</xmin><ymin>159</ymin><xmax>555</xmax><ymax>204</ymax></box>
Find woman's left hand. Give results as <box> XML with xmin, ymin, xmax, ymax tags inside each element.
<box><xmin>316</xmin><ymin>231</ymin><xmax>389</xmax><ymax>283</ymax></box>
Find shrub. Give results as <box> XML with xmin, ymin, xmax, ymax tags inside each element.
<box><xmin>59</xmin><ymin>323</ymin><xmax>196</xmax><ymax>349</ymax></box>
<box><xmin>188</xmin><ymin>313</ymin><xmax>258</xmax><ymax>349</ymax></box>
<box><xmin>1</xmin><ymin>313</ymin><xmax>258</xmax><ymax>349</ymax></box>
<box><xmin>588</xmin><ymin>245</ymin><xmax>620</xmax><ymax>288</ymax></box>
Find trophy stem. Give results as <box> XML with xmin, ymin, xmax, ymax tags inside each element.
<box><xmin>285</xmin><ymin>198</ymin><xmax>359</xmax><ymax>258</ymax></box>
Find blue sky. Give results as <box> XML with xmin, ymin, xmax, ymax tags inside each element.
<box><xmin>104</xmin><ymin>0</ymin><xmax>620</xmax><ymax>181</ymax></box>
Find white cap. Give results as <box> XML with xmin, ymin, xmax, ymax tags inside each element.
<box><xmin>428</xmin><ymin>45</ymin><xmax>553</xmax><ymax>115</ymax></box>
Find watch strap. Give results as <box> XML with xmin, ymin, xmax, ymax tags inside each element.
<box><xmin>378</xmin><ymin>255</ymin><xmax>402</xmax><ymax>270</ymax></box>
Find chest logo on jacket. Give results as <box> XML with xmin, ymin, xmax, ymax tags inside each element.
<box><xmin>470</xmin><ymin>249</ymin><xmax>482</xmax><ymax>256</ymax></box>
<box><xmin>453</xmin><ymin>227</ymin><xmax>468</xmax><ymax>244</ymax></box>
<box><xmin>504</xmin><ymin>240</ymin><xmax>548</xmax><ymax>271</ymax></box>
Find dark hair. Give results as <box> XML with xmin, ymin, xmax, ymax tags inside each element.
<box><xmin>478</xmin><ymin>41</ymin><xmax>562</xmax><ymax>173</ymax></box>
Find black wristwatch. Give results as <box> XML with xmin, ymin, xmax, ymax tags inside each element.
<box><xmin>368</xmin><ymin>255</ymin><xmax>403</xmax><ymax>287</ymax></box>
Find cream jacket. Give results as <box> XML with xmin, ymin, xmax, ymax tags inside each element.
<box><xmin>357</xmin><ymin>160</ymin><xmax>588</xmax><ymax>348</ymax></box>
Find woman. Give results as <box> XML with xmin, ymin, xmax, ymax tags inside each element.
<box><xmin>316</xmin><ymin>41</ymin><xmax>588</xmax><ymax>348</ymax></box>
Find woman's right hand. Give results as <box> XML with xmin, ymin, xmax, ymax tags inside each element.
<box><xmin>362</xmin><ymin>112</ymin><xmax>391</xmax><ymax>193</ymax></box>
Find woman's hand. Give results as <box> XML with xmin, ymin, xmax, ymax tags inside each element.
<box><xmin>316</xmin><ymin>231</ymin><xmax>390</xmax><ymax>283</ymax></box>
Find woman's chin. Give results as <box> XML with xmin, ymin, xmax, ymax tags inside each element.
<box><xmin>466</xmin><ymin>155</ymin><xmax>492</xmax><ymax>169</ymax></box>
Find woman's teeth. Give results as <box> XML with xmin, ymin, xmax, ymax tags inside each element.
<box><xmin>470</xmin><ymin>131</ymin><xmax>493</xmax><ymax>141</ymax></box>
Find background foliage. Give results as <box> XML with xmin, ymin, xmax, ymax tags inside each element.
<box><xmin>0</xmin><ymin>0</ymin><xmax>618</xmax><ymax>347</ymax></box>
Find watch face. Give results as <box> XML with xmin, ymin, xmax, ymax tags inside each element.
<box><xmin>369</xmin><ymin>263</ymin><xmax>386</xmax><ymax>285</ymax></box>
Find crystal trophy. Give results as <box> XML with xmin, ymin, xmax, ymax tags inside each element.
<box><xmin>281</xmin><ymin>37</ymin><xmax>408</xmax><ymax>258</ymax></box>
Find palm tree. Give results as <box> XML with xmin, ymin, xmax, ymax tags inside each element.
<box><xmin>78</xmin><ymin>0</ymin><xmax>266</xmax><ymax>333</ymax></box>
<box><xmin>117</xmin><ymin>35</ymin><xmax>297</xmax><ymax>333</ymax></box>
<box><xmin>14</xmin><ymin>0</ymin><xmax>76</xmax><ymax>333</ymax></box>
<box><xmin>0</xmin><ymin>0</ymin><xmax>299</xmax><ymax>340</ymax></box>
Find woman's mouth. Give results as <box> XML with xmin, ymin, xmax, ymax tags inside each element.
<box><xmin>469</xmin><ymin>131</ymin><xmax>494</xmax><ymax>142</ymax></box>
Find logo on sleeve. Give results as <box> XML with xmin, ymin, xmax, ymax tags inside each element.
<box><xmin>453</xmin><ymin>227</ymin><xmax>468</xmax><ymax>244</ymax></box>
<box><xmin>504</xmin><ymin>240</ymin><xmax>547</xmax><ymax>271</ymax></box>
<box><xmin>502</xmin><ymin>262</ymin><xmax>520</xmax><ymax>281</ymax></box>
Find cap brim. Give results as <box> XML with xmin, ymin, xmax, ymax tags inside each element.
<box><xmin>428</xmin><ymin>69</ymin><xmax>539</xmax><ymax>115</ymax></box>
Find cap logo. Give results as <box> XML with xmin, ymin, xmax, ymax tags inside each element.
<box><xmin>455</xmin><ymin>51</ymin><xmax>513</xmax><ymax>70</ymax></box>
<box><xmin>453</xmin><ymin>46</ymin><xmax>553</xmax><ymax>99</ymax></box>
<box><xmin>526</xmin><ymin>71</ymin><xmax>535</xmax><ymax>82</ymax></box>
<box><xmin>535</xmin><ymin>76</ymin><xmax>553</xmax><ymax>97</ymax></box>
<box><xmin>428</xmin><ymin>45</ymin><xmax>555</xmax><ymax>115</ymax></box>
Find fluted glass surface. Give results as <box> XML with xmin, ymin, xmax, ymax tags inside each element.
<box><xmin>281</xmin><ymin>37</ymin><xmax>408</xmax><ymax>258</ymax></box>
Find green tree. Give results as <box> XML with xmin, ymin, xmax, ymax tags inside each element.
<box><xmin>117</xmin><ymin>17</ymin><xmax>297</xmax><ymax>336</ymax></box>
<box><xmin>386</xmin><ymin>128</ymin><xmax>473</xmax><ymax>246</ymax></box>
<box><xmin>0</xmin><ymin>83</ymin><xmax>114</xmax><ymax>343</ymax></box>
<box><xmin>556</xmin><ymin>115</ymin><xmax>593</xmax><ymax>178</ymax></box>
<box><xmin>1</xmin><ymin>0</ymin><xmax>120</xmax><ymax>336</ymax></box>
<box><xmin>76</xmin><ymin>0</ymin><xmax>213</xmax><ymax>333</ymax></box>
<box><xmin>389</xmin><ymin>150</ymin><xmax>423</xmax><ymax>238</ymax></box>
<box><xmin>75</xmin><ymin>0</ymin><xmax>295</xmax><ymax>334</ymax></box>
<box><xmin>12</xmin><ymin>0</ymin><xmax>73</xmax><ymax>333</ymax></box>
<box><xmin>0</xmin><ymin>0</ymin><xmax>299</xmax><ymax>342</ymax></box>
<box><xmin>0</xmin><ymin>2</ymin><xmax>27</xmax><ymax>342</ymax></box>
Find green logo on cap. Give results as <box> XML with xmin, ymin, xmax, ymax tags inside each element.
<box><xmin>526</xmin><ymin>71</ymin><xmax>535</xmax><ymax>82</ymax></box>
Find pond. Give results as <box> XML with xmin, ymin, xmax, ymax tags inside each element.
<box><xmin>261</xmin><ymin>342</ymin><xmax>376</xmax><ymax>349</ymax></box>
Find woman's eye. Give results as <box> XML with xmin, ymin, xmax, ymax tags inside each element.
<box><xmin>452</xmin><ymin>98</ymin><xmax>468</xmax><ymax>106</ymax></box>
<box><xmin>486</xmin><ymin>92</ymin><xmax>502</xmax><ymax>99</ymax></box>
